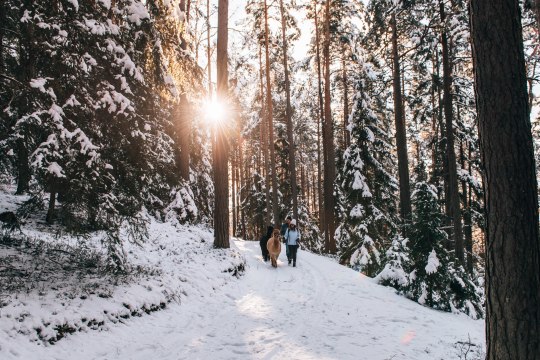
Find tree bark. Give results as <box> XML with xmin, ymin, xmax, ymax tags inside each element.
<box><xmin>314</xmin><ymin>0</ymin><xmax>325</xmax><ymax>236</ymax></box>
<box><xmin>390</xmin><ymin>13</ymin><xmax>412</xmax><ymax>223</ymax></box>
<box><xmin>279</xmin><ymin>0</ymin><xmax>299</xmax><ymax>222</ymax></box>
<box><xmin>323</xmin><ymin>0</ymin><xmax>336</xmax><ymax>253</ymax></box>
<box><xmin>207</xmin><ymin>0</ymin><xmax>212</xmax><ymax>97</ymax></box>
<box><xmin>460</xmin><ymin>140</ymin><xmax>474</xmax><ymax>273</ymax></box>
<box><xmin>470</xmin><ymin>0</ymin><xmax>540</xmax><ymax>358</ymax></box>
<box><xmin>263</xmin><ymin>0</ymin><xmax>280</xmax><ymax>226</ymax></box>
<box><xmin>440</xmin><ymin>1</ymin><xmax>464</xmax><ymax>264</ymax></box>
<box><xmin>258</xmin><ymin>44</ymin><xmax>271</xmax><ymax>226</ymax></box>
<box><xmin>15</xmin><ymin>1</ymin><xmax>35</xmax><ymax>194</ymax></box>
<box><xmin>342</xmin><ymin>49</ymin><xmax>350</xmax><ymax>149</ymax></box>
<box><xmin>213</xmin><ymin>0</ymin><xmax>229</xmax><ymax>248</ymax></box>
<box><xmin>178</xmin><ymin>97</ymin><xmax>191</xmax><ymax>182</ymax></box>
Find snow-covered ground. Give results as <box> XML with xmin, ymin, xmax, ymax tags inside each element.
<box><xmin>2</xmin><ymin>235</ymin><xmax>485</xmax><ymax>359</ymax></box>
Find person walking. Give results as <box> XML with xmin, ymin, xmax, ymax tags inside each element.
<box><xmin>284</xmin><ymin>219</ymin><xmax>301</xmax><ymax>267</ymax></box>
<box><xmin>280</xmin><ymin>216</ymin><xmax>292</xmax><ymax>263</ymax></box>
<box><xmin>259</xmin><ymin>225</ymin><xmax>273</xmax><ymax>262</ymax></box>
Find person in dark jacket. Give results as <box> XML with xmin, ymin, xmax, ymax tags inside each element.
<box><xmin>280</xmin><ymin>216</ymin><xmax>292</xmax><ymax>262</ymax></box>
<box><xmin>259</xmin><ymin>225</ymin><xmax>273</xmax><ymax>262</ymax></box>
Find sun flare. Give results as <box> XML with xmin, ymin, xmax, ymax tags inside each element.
<box><xmin>204</xmin><ymin>99</ymin><xmax>227</xmax><ymax>126</ymax></box>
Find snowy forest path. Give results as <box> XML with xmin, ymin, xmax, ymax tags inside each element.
<box><xmin>37</xmin><ymin>239</ymin><xmax>484</xmax><ymax>360</ymax></box>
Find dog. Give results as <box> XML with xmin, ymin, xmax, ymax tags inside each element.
<box><xmin>266</xmin><ymin>229</ymin><xmax>282</xmax><ymax>268</ymax></box>
<box><xmin>0</xmin><ymin>211</ymin><xmax>21</xmax><ymax>233</ymax></box>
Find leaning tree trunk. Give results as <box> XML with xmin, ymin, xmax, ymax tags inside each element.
<box><xmin>390</xmin><ymin>13</ymin><xmax>412</xmax><ymax>223</ymax></box>
<box><xmin>279</xmin><ymin>0</ymin><xmax>298</xmax><ymax>221</ymax></box>
<box><xmin>213</xmin><ymin>0</ymin><xmax>229</xmax><ymax>248</ymax></box>
<box><xmin>470</xmin><ymin>0</ymin><xmax>540</xmax><ymax>358</ymax></box>
<box><xmin>323</xmin><ymin>0</ymin><xmax>336</xmax><ymax>253</ymax></box>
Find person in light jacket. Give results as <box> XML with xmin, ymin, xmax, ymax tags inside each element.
<box><xmin>280</xmin><ymin>216</ymin><xmax>292</xmax><ymax>262</ymax></box>
<box><xmin>284</xmin><ymin>219</ymin><xmax>301</xmax><ymax>267</ymax></box>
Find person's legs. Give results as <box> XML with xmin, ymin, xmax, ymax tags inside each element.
<box><xmin>286</xmin><ymin>244</ymin><xmax>291</xmax><ymax>264</ymax></box>
<box><xmin>260</xmin><ymin>242</ymin><xmax>268</xmax><ymax>261</ymax></box>
<box><xmin>291</xmin><ymin>245</ymin><xmax>298</xmax><ymax>267</ymax></box>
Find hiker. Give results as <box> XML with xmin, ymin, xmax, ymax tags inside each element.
<box><xmin>284</xmin><ymin>219</ymin><xmax>301</xmax><ymax>267</ymax></box>
<box><xmin>280</xmin><ymin>216</ymin><xmax>292</xmax><ymax>263</ymax></box>
<box><xmin>259</xmin><ymin>225</ymin><xmax>273</xmax><ymax>262</ymax></box>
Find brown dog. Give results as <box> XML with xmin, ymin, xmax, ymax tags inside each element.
<box><xmin>266</xmin><ymin>229</ymin><xmax>282</xmax><ymax>268</ymax></box>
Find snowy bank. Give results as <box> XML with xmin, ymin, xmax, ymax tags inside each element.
<box><xmin>0</xmin><ymin>188</ymin><xmax>245</xmax><ymax>355</ymax></box>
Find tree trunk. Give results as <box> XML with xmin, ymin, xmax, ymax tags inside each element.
<box><xmin>16</xmin><ymin>1</ymin><xmax>36</xmax><ymax>195</ymax></box>
<box><xmin>46</xmin><ymin>188</ymin><xmax>56</xmax><ymax>224</ymax></box>
<box><xmin>213</xmin><ymin>0</ymin><xmax>229</xmax><ymax>248</ymax></box>
<box><xmin>390</xmin><ymin>13</ymin><xmax>412</xmax><ymax>223</ymax></box>
<box><xmin>207</xmin><ymin>0</ymin><xmax>212</xmax><ymax>97</ymax></box>
<box><xmin>314</xmin><ymin>0</ymin><xmax>325</xmax><ymax>236</ymax></box>
<box><xmin>16</xmin><ymin>138</ymin><xmax>30</xmax><ymax>194</ymax></box>
<box><xmin>279</xmin><ymin>0</ymin><xmax>298</xmax><ymax>221</ymax></box>
<box><xmin>263</xmin><ymin>0</ymin><xmax>280</xmax><ymax>226</ymax></box>
<box><xmin>258</xmin><ymin>45</ymin><xmax>271</xmax><ymax>226</ymax></box>
<box><xmin>232</xmin><ymin>148</ymin><xmax>237</xmax><ymax>237</ymax></box>
<box><xmin>342</xmin><ymin>49</ymin><xmax>350</xmax><ymax>150</ymax></box>
<box><xmin>178</xmin><ymin>0</ymin><xmax>191</xmax><ymax>182</ymax></box>
<box><xmin>178</xmin><ymin>97</ymin><xmax>191</xmax><ymax>181</ymax></box>
<box><xmin>323</xmin><ymin>0</ymin><xmax>336</xmax><ymax>253</ymax></box>
<box><xmin>0</xmin><ymin>0</ymin><xmax>4</xmax><ymax>73</ymax></box>
<box><xmin>461</xmin><ymin>140</ymin><xmax>474</xmax><ymax>273</ymax></box>
<box><xmin>465</xmin><ymin>143</ymin><xmax>473</xmax><ymax>272</ymax></box>
<box><xmin>440</xmin><ymin>1</ymin><xmax>463</xmax><ymax>264</ymax></box>
<box><xmin>470</xmin><ymin>0</ymin><xmax>540</xmax><ymax>358</ymax></box>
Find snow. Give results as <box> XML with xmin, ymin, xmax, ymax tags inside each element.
<box><xmin>1</xmin><ymin>189</ymin><xmax>484</xmax><ymax>359</ymax></box>
<box><xmin>47</xmin><ymin>162</ymin><xmax>66</xmax><ymax>178</ymax></box>
<box><xmin>127</xmin><ymin>1</ymin><xmax>150</xmax><ymax>25</ymax></box>
<box><xmin>67</xmin><ymin>0</ymin><xmax>79</xmax><ymax>11</ymax></box>
<box><xmin>98</xmin><ymin>0</ymin><xmax>111</xmax><ymax>9</ymax></box>
<box><xmin>349</xmin><ymin>204</ymin><xmax>364</xmax><ymax>218</ymax></box>
<box><xmin>425</xmin><ymin>249</ymin><xmax>440</xmax><ymax>274</ymax></box>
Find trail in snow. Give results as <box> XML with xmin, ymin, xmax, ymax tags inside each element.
<box><xmin>32</xmin><ymin>240</ymin><xmax>484</xmax><ymax>360</ymax></box>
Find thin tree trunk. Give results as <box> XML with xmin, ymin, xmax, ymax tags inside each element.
<box><xmin>179</xmin><ymin>0</ymin><xmax>191</xmax><ymax>182</ymax></box>
<box><xmin>15</xmin><ymin>1</ymin><xmax>35</xmax><ymax>194</ymax></box>
<box><xmin>323</xmin><ymin>0</ymin><xmax>336</xmax><ymax>253</ymax></box>
<box><xmin>342</xmin><ymin>49</ymin><xmax>350</xmax><ymax>149</ymax></box>
<box><xmin>178</xmin><ymin>99</ymin><xmax>191</xmax><ymax>181</ymax></box>
<box><xmin>470</xmin><ymin>0</ymin><xmax>540</xmax><ymax>357</ymax></box>
<box><xmin>213</xmin><ymin>0</ymin><xmax>229</xmax><ymax>248</ymax></box>
<box><xmin>314</xmin><ymin>0</ymin><xmax>325</xmax><ymax>235</ymax></box>
<box><xmin>390</xmin><ymin>13</ymin><xmax>412</xmax><ymax>222</ymax></box>
<box><xmin>258</xmin><ymin>45</ymin><xmax>271</xmax><ymax>226</ymax></box>
<box><xmin>279</xmin><ymin>0</ymin><xmax>299</xmax><ymax>221</ymax></box>
<box><xmin>232</xmin><ymin>149</ymin><xmax>237</xmax><ymax>237</ymax></box>
<box><xmin>46</xmin><ymin>188</ymin><xmax>56</xmax><ymax>224</ymax></box>
<box><xmin>263</xmin><ymin>0</ymin><xmax>280</xmax><ymax>226</ymax></box>
<box><xmin>440</xmin><ymin>1</ymin><xmax>463</xmax><ymax>264</ymax></box>
<box><xmin>207</xmin><ymin>0</ymin><xmax>212</xmax><ymax>97</ymax></box>
<box><xmin>465</xmin><ymin>142</ymin><xmax>473</xmax><ymax>272</ymax></box>
<box><xmin>239</xmin><ymin>137</ymin><xmax>246</xmax><ymax>239</ymax></box>
<box><xmin>0</xmin><ymin>0</ymin><xmax>4</xmax><ymax>74</ymax></box>
<box><xmin>460</xmin><ymin>140</ymin><xmax>473</xmax><ymax>273</ymax></box>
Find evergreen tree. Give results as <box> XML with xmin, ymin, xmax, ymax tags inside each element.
<box><xmin>336</xmin><ymin>49</ymin><xmax>398</xmax><ymax>276</ymax></box>
<box><xmin>405</xmin><ymin>181</ymin><xmax>483</xmax><ymax>318</ymax></box>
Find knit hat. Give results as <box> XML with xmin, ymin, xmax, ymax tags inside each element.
<box><xmin>290</xmin><ymin>219</ymin><xmax>297</xmax><ymax>226</ymax></box>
